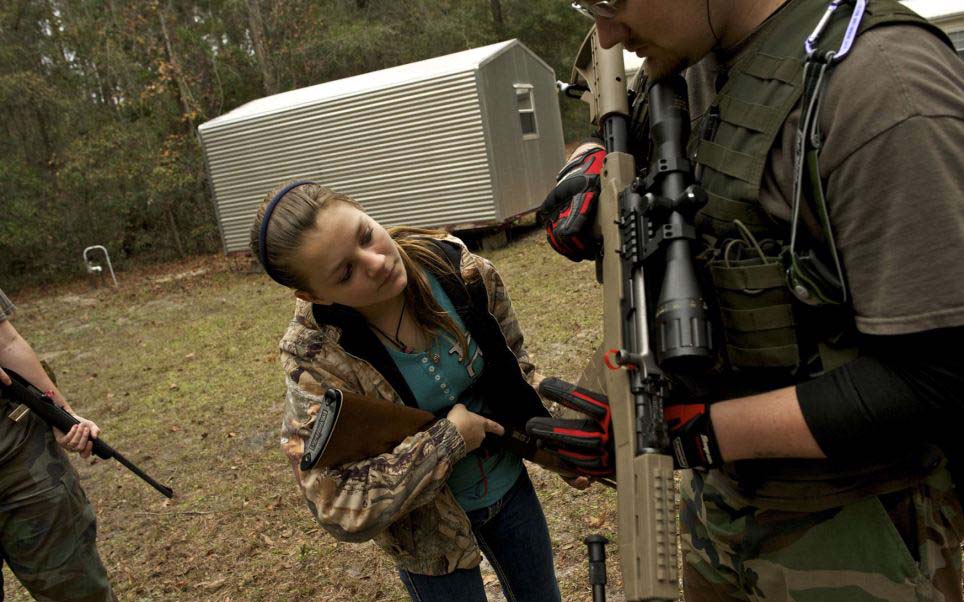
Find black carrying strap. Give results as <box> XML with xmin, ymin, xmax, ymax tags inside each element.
<box><xmin>786</xmin><ymin>57</ymin><xmax>847</xmax><ymax>306</ymax></box>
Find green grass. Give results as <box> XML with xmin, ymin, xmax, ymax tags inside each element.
<box><xmin>3</xmin><ymin>228</ymin><xmax>626</xmax><ymax>602</ymax></box>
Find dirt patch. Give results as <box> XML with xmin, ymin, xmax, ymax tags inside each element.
<box><xmin>3</xmin><ymin>230</ymin><xmax>626</xmax><ymax>602</ymax></box>
<box><xmin>150</xmin><ymin>267</ymin><xmax>210</xmax><ymax>284</ymax></box>
<box><xmin>56</xmin><ymin>292</ymin><xmax>100</xmax><ymax>307</ymax></box>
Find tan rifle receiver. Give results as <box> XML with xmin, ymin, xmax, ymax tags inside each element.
<box><xmin>569</xmin><ymin>27</ymin><xmax>697</xmax><ymax>601</ymax></box>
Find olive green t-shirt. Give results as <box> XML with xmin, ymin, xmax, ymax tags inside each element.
<box><xmin>0</xmin><ymin>288</ymin><xmax>71</xmax><ymax>509</ymax></box>
<box><xmin>688</xmin><ymin>21</ymin><xmax>964</xmax><ymax>336</ymax></box>
<box><xmin>680</xmin><ymin>14</ymin><xmax>964</xmax><ymax>508</ymax></box>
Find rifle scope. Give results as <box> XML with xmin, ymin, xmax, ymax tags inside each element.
<box><xmin>646</xmin><ymin>76</ymin><xmax>714</xmax><ymax>374</ymax></box>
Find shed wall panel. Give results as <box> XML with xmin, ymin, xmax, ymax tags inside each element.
<box><xmin>199</xmin><ymin>71</ymin><xmax>494</xmax><ymax>253</ymax></box>
<box><xmin>478</xmin><ymin>46</ymin><xmax>565</xmax><ymax>220</ymax></box>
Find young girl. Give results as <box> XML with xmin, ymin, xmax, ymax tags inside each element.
<box><xmin>250</xmin><ymin>180</ymin><xmax>563</xmax><ymax>602</ymax></box>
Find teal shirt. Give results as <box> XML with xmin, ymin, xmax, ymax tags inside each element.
<box><xmin>387</xmin><ymin>274</ymin><xmax>522</xmax><ymax>512</ymax></box>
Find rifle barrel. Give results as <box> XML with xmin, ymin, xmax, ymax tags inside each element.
<box><xmin>1</xmin><ymin>368</ymin><xmax>174</xmax><ymax>499</ymax></box>
<box><xmin>112</xmin><ymin>451</ymin><xmax>174</xmax><ymax>498</ymax></box>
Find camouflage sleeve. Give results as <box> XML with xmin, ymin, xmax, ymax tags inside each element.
<box><xmin>471</xmin><ymin>253</ymin><xmax>537</xmax><ymax>383</ymax></box>
<box><xmin>0</xmin><ymin>288</ymin><xmax>14</xmax><ymax>321</ymax></box>
<box><xmin>280</xmin><ymin>352</ymin><xmax>466</xmax><ymax>542</ymax></box>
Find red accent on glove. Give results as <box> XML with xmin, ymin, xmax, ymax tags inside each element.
<box><xmin>538</xmin><ymin>144</ymin><xmax>605</xmax><ymax>262</ymax></box>
<box><xmin>664</xmin><ymin>403</ymin><xmax>706</xmax><ymax>428</ymax></box>
<box><xmin>526</xmin><ymin>377</ymin><xmax>615</xmax><ymax>478</ymax></box>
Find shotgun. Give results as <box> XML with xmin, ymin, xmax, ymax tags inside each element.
<box><xmin>299</xmin><ymin>387</ymin><xmax>589</xmax><ymax>482</ymax></box>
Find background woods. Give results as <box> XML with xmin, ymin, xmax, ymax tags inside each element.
<box><xmin>0</xmin><ymin>0</ymin><xmax>592</xmax><ymax>289</ymax></box>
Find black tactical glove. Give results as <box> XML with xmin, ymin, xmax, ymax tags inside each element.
<box><xmin>664</xmin><ymin>402</ymin><xmax>723</xmax><ymax>471</ymax></box>
<box><xmin>537</xmin><ymin>141</ymin><xmax>605</xmax><ymax>262</ymax></box>
<box><xmin>525</xmin><ymin>377</ymin><xmax>614</xmax><ymax>477</ymax></box>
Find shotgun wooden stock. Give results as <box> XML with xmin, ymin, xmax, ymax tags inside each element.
<box><xmin>300</xmin><ymin>388</ymin><xmax>435</xmax><ymax>470</ymax></box>
<box><xmin>301</xmin><ymin>387</ymin><xmax>583</xmax><ymax>481</ymax></box>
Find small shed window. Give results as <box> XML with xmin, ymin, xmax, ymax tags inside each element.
<box><xmin>514</xmin><ymin>84</ymin><xmax>538</xmax><ymax>138</ymax></box>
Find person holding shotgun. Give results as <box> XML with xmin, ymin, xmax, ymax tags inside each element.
<box><xmin>534</xmin><ymin>0</ymin><xmax>964</xmax><ymax>600</ymax></box>
<box><xmin>250</xmin><ymin>181</ymin><xmax>570</xmax><ymax>602</ymax></box>
<box><xmin>0</xmin><ymin>287</ymin><xmax>116</xmax><ymax>601</ymax></box>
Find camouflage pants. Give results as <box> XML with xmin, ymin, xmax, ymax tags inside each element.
<box><xmin>680</xmin><ymin>468</ymin><xmax>963</xmax><ymax>602</ymax></box>
<box><xmin>0</xmin><ymin>418</ymin><xmax>115</xmax><ymax>602</ymax></box>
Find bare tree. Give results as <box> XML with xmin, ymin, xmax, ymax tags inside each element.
<box><xmin>157</xmin><ymin>0</ymin><xmax>198</xmax><ymax>121</ymax></box>
<box><xmin>490</xmin><ymin>0</ymin><xmax>504</xmax><ymax>36</ymax></box>
<box><xmin>246</xmin><ymin>0</ymin><xmax>277</xmax><ymax>95</ymax></box>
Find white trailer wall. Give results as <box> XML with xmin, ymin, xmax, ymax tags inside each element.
<box><xmin>478</xmin><ymin>45</ymin><xmax>565</xmax><ymax>219</ymax></box>
<box><xmin>199</xmin><ymin>40</ymin><xmax>564</xmax><ymax>254</ymax></box>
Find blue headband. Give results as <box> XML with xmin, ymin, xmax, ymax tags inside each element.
<box><xmin>258</xmin><ymin>180</ymin><xmax>316</xmax><ymax>285</ymax></box>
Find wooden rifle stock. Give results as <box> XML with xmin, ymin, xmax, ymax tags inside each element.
<box><xmin>299</xmin><ymin>388</ymin><xmax>583</xmax><ymax>480</ymax></box>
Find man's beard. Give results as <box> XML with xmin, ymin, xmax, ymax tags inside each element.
<box><xmin>641</xmin><ymin>49</ymin><xmax>689</xmax><ymax>82</ymax></box>
<box><xmin>628</xmin><ymin>39</ymin><xmax>690</xmax><ymax>82</ymax></box>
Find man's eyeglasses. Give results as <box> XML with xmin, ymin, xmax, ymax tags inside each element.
<box><xmin>570</xmin><ymin>0</ymin><xmax>620</xmax><ymax>20</ymax></box>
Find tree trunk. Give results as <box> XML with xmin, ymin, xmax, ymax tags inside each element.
<box><xmin>245</xmin><ymin>0</ymin><xmax>277</xmax><ymax>95</ymax></box>
<box><xmin>490</xmin><ymin>0</ymin><xmax>504</xmax><ymax>36</ymax></box>
<box><xmin>32</xmin><ymin>106</ymin><xmax>54</xmax><ymax>168</ymax></box>
<box><xmin>105</xmin><ymin>0</ymin><xmax>135</xmax><ymax>113</ymax></box>
<box><xmin>157</xmin><ymin>1</ymin><xmax>198</xmax><ymax>124</ymax></box>
<box><xmin>157</xmin><ymin>0</ymin><xmax>199</xmax><ymax>261</ymax></box>
<box><xmin>166</xmin><ymin>207</ymin><xmax>186</xmax><ymax>259</ymax></box>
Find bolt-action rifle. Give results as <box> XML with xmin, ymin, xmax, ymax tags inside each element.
<box><xmin>1</xmin><ymin>368</ymin><xmax>174</xmax><ymax>498</ymax></box>
<box><xmin>566</xmin><ymin>28</ymin><xmax>714</xmax><ymax>600</ymax></box>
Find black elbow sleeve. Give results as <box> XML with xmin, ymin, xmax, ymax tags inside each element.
<box><xmin>796</xmin><ymin>326</ymin><xmax>964</xmax><ymax>460</ymax></box>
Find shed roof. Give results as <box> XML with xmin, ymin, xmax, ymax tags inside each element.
<box><xmin>200</xmin><ymin>39</ymin><xmax>545</xmax><ymax>132</ymax></box>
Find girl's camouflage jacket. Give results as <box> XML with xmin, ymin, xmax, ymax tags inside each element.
<box><xmin>278</xmin><ymin>235</ymin><xmax>546</xmax><ymax>575</ymax></box>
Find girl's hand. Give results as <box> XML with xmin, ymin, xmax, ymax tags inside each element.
<box><xmin>446</xmin><ymin>404</ymin><xmax>504</xmax><ymax>452</ymax></box>
<box><xmin>54</xmin><ymin>416</ymin><xmax>101</xmax><ymax>459</ymax></box>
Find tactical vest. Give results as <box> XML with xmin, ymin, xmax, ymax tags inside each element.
<box><xmin>676</xmin><ymin>0</ymin><xmax>956</xmax><ymax>505</ymax></box>
<box><xmin>689</xmin><ymin>0</ymin><xmax>951</xmax><ymax>383</ymax></box>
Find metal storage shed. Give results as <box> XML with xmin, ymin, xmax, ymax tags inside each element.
<box><xmin>901</xmin><ymin>0</ymin><xmax>964</xmax><ymax>56</ymax></box>
<box><xmin>197</xmin><ymin>39</ymin><xmax>565</xmax><ymax>254</ymax></box>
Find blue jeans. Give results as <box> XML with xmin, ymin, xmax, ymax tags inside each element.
<box><xmin>398</xmin><ymin>470</ymin><xmax>561</xmax><ymax>602</ymax></box>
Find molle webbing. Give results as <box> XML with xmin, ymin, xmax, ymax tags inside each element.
<box><xmin>689</xmin><ymin>0</ymin><xmax>945</xmax><ymax>374</ymax></box>
<box><xmin>709</xmin><ymin>254</ymin><xmax>801</xmax><ymax>369</ymax></box>
<box><xmin>691</xmin><ymin>0</ymin><xmax>945</xmax><ymax>242</ymax></box>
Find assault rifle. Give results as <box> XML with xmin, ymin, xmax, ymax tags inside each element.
<box><xmin>0</xmin><ymin>368</ymin><xmax>174</xmax><ymax>498</ymax></box>
<box><xmin>566</xmin><ymin>29</ymin><xmax>714</xmax><ymax>600</ymax></box>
